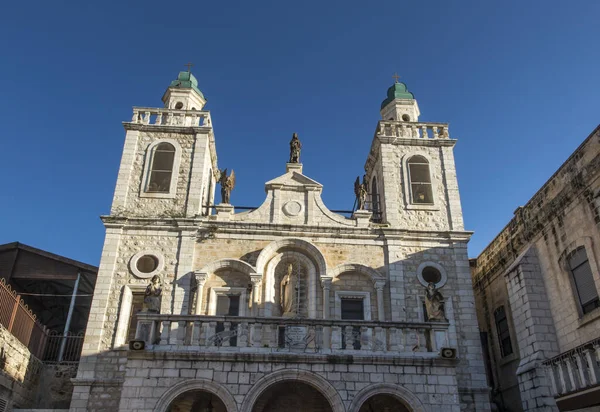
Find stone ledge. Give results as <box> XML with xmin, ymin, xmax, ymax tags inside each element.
<box><xmin>127</xmin><ymin>349</ymin><xmax>459</xmax><ymax>367</ymax></box>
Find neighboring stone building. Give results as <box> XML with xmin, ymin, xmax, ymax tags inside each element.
<box><xmin>471</xmin><ymin>127</ymin><xmax>600</xmax><ymax>411</ymax></box>
<box><xmin>0</xmin><ymin>242</ymin><xmax>98</xmax><ymax>410</ymax></box>
<box><xmin>69</xmin><ymin>71</ymin><xmax>491</xmax><ymax>412</ymax></box>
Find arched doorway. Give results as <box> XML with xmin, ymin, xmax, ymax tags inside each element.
<box><xmin>251</xmin><ymin>381</ymin><xmax>332</xmax><ymax>412</ymax></box>
<box><xmin>358</xmin><ymin>394</ymin><xmax>411</xmax><ymax>412</ymax></box>
<box><xmin>166</xmin><ymin>389</ymin><xmax>227</xmax><ymax>412</ymax></box>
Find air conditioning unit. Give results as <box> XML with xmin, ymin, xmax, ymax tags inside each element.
<box><xmin>440</xmin><ymin>347</ymin><xmax>457</xmax><ymax>359</ymax></box>
<box><xmin>129</xmin><ymin>340</ymin><xmax>146</xmax><ymax>351</ymax></box>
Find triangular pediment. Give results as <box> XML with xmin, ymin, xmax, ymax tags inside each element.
<box><xmin>265</xmin><ymin>171</ymin><xmax>322</xmax><ymax>190</ymax></box>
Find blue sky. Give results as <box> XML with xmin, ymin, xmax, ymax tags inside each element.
<box><xmin>0</xmin><ymin>1</ymin><xmax>598</xmax><ymax>266</ymax></box>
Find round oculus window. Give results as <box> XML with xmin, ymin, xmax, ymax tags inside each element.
<box><xmin>416</xmin><ymin>262</ymin><xmax>447</xmax><ymax>288</ymax></box>
<box><xmin>402</xmin><ymin>114</ymin><xmax>411</xmax><ymax>122</ymax></box>
<box><xmin>175</xmin><ymin>102</ymin><xmax>184</xmax><ymax>109</ymax></box>
<box><xmin>130</xmin><ymin>251</ymin><xmax>164</xmax><ymax>279</ymax></box>
<box><xmin>136</xmin><ymin>255</ymin><xmax>158</xmax><ymax>274</ymax></box>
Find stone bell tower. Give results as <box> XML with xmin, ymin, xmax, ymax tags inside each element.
<box><xmin>110</xmin><ymin>70</ymin><xmax>218</xmax><ymax>218</ymax></box>
<box><xmin>364</xmin><ymin>79</ymin><xmax>464</xmax><ymax>232</ymax></box>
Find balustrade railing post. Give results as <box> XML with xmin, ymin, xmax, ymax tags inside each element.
<box><xmin>160</xmin><ymin>320</ymin><xmax>171</xmax><ymax>345</ymax></box>
<box><xmin>565</xmin><ymin>357</ymin><xmax>578</xmax><ymax>391</ymax></box>
<box><xmin>344</xmin><ymin>326</ymin><xmax>353</xmax><ymax>350</ymax></box>
<box><xmin>574</xmin><ymin>351</ymin><xmax>588</xmax><ymax>388</ymax></box>
<box><xmin>222</xmin><ymin>321</ymin><xmax>231</xmax><ymax>347</ymax></box>
<box><xmin>557</xmin><ymin>360</ymin><xmax>568</xmax><ymax>394</ymax></box>
<box><xmin>191</xmin><ymin>320</ymin><xmax>202</xmax><ymax>345</ymax></box>
<box><xmin>268</xmin><ymin>324</ymin><xmax>278</xmax><ymax>348</ymax></box>
<box><xmin>360</xmin><ymin>326</ymin><xmax>370</xmax><ymax>351</ymax></box>
<box><xmin>420</xmin><ymin>125</ymin><xmax>428</xmax><ymax>139</ymax></box>
<box><xmin>132</xmin><ymin>110</ymin><xmax>139</xmax><ymax>123</ymax></box>
<box><xmin>331</xmin><ymin>326</ymin><xmax>341</xmax><ymax>350</ymax></box>
<box><xmin>546</xmin><ymin>365</ymin><xmax>559</xmax><ymax>396</ymax></box>
<box><xmin>252</xmin><ymin>323</ymin><xmax>262</xmax><ymax>348</ymax></box>
<box><xmin>587</xmin><ymin>346</ymin><xmax>600</xmax><ymax>384</ymax></box>
<box><xmin>206</xmin><ymin>321</ymin><xmax>216</xmax><ymax>347</ymax></box>
<box><xmin>238</xmin><ymin>322</ymin><xmax>248</xmax><ymax>348</ymax></box>
<box><xmin>374</xmin><ymin>326</ymin><xmax>385</xmax><ymax>351</ymax></box>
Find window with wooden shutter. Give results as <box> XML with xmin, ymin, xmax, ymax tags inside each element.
<box><xmin>494</xmin><ymin>306</ymin><xmax>513</xmax><ymax>357</ymax></box>
<box><xmin>146</xmin><ymin>142</ymin><xmax>176</xmax><ymax>193</ymax></box>
<box><xmin>568</xmin><ymin>247</ymin><xmax>600</xmax><ymax>315</ymax></box>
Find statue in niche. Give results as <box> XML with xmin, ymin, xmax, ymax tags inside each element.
<box><xmin>289</xmin><ymin>133</ymin><xmax>302</xmax><ymax>163</ymax></box>
<box><xmin>143</xmin><ymin>275</ymin><xmax>162</xmax><ymax>313</ymax></box>
<box><xmin>218</xmin><ymin>168</ymin><xmax>235</xmax><ymax>204</ymax></box>
<box><xmin>354</xmin><ymin>175</ymin><xmax>368</xmax><ymax>210</ymax></box>
<box><xmin>424</xmin><ymin>282</ymin><xmax>446</xmax><ymax>321</ymax></box>
<box><xmin>280</xmin><ymin>263</ymin><xmax>298</xmax><ymax>317</ymax></box>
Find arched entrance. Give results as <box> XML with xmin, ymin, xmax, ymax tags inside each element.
<box><xmin>166</xmin><ymin>389</ymin><xmax>227</xmax><ymax>412</ymax></box>
<box><xmin>358</xmin><ymin>394</ymin><xmax>411</xmax><ymax>412</ymax></box>
<box><xmin>251</xmin><ymin>381</ymin><xmax>332</xmax><ymax>412</ymax></box>
<box><xmin>349</xmin><ymin>383</ymin><xmax>427</xmax><ymax>412</ymax></box>
<box><xmin>153</xmin><ymin>379</ymin><xmax>238</xmax><ymax>412</ymax></box>
<box><xmin>241</xmin><ymin>370</ymin><xmax>344</xmax><ymax>412</ymax></box>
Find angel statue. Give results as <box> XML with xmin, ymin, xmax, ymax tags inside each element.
<box><xmin>354</xmin><ymin>175</ymin><xmax>368</xmax><ymax>210</ymax></box>
<box><xmin>289</xmin><ymin>133</ymin><xmax>302</xmax><ymax>163</ymax></box>
<box><xmin>218</xmin><ymin>168</ymin><xmax>236</xmax><ymax>204</ymax></box>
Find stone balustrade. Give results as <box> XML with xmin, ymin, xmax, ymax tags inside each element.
<box><xmin>135</xmin><ymin>314</ymin><xmax>450</xmax><ymax>357</ymax></box>
<box><xmin>377</xmin><ymin>121</ymin><xmax>450</xmax><ymax>139</ymax></box>
<box><xmin>543</xmin><ymin>337</ymin><xmax>600</xmax><ymax>396</ymax></box>
<box><xmin>129</xmin><ymin>107</ymin><xmax>212</xmax><ymax>128</ymax></box>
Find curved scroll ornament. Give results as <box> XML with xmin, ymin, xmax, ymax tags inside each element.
<box><xmin>206</xmin><ymin>324</ymin><xmax>248</xmax><ymax>347</ymax></box>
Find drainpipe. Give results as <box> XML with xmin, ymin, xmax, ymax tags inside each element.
<box><xmin>58</xmin><ymin>271</ymin><xmax>80</xmax><ymax>362</ymax></box>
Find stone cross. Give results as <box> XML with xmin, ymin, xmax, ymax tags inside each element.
<box><xmin>392</xmin><ymin>73</ymin><xmax>400</xmax><ymax>83</ymax></box>
<box><xmin>184</xmin><ymin>62</ymin><xmax>193</xmax><ymax>72</ymax></box>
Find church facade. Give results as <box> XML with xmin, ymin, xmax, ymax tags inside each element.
<box><xmin>69</xmin><ymin>72</ymin><xmax>491</xmax><ymax>412</ymax></box>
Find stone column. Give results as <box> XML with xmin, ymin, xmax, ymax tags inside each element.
<box><xmin>321</xmin><ymin>277</ymin><xmax>333</xmax><ymax>349</ymax></box>
<box><xmin>193</xmin><ymin>272</ymin><xmax>207</xmax><ymax>315</ymax></box>
<box><xmin>321</xmin><ymin>277</ymin><xmax>332</xmax><ymax>319</ymax></box>
<box><xmin>374</xmin><ymin>280</ymin><xmax>386</xmax><ymax>321</ymax></box>
<box><xmin>250</xmin><ymin>275</ymin><xmax>262</xmax><ymax>317</ymax></box>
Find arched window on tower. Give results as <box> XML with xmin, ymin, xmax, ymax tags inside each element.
<box><xmin>407</xmin><ymin>155</ymin><xmax>433</xmax><ymax>204</ymax></box>
<box><xmin>370</xmin><ymin>176</ymin><xmax>381</xmax><ymax>223</ymax></box>
<box><xmin>146</xmin><ymin>142</ymin><xmax>176</xmax><ymax>193</ymax></box>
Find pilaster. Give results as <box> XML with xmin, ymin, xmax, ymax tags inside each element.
<box><xmin>185</xmin><ymin>132</ymin><xmax>210</xmax><ymax>216</ymax></box>
<box><xmin>111</xmin><ymin>130</ymin><xmax>139</xmax><ymax>212</ymax></box>
<box><xmin>505</xmin><ymin>246</ymin><xmax>559</xmax><ymax>411</ymax></box>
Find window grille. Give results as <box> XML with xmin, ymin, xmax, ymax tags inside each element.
<box><xmin>407</xmin><ymin>155</ymin><xmax>433</xmax><ymax>204</ymax></box>
<box><xmin>568</xmin><ymin>247</ymin><xmax>600</xmax><ymax>315</ymax></box>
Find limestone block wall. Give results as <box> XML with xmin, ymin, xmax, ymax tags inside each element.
<box><xmin>373</xmin><ymin>143</ymin><xmax>460</xmax><ymax>231</ymax></box>
<box><xmin>0</xmin><ymin>326</ymin><xmax>42</xmax><ymax>409</ymax></box>
<box><xmin>471</xmin><ymin>127</ymin><xmax>600</xmax><ymax>411</ymax></box>
<box><xmin>118</xmin><ymin>356</ymin><xmax>462</xmax><ymax>412</ymax></box>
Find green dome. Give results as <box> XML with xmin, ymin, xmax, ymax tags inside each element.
<box><xmin>380</xmin><ymin>82</ymin><xmax>414</xmax><ymax>109</ymax></box>
<box><xmin>169</xmin><ymin>71</ymin><xmax>205</xmax><ymax>99</ymax></box>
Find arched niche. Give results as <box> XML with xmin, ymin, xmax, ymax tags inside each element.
<box><xmin>194</xmin><ymin>259</ymin><xmax>257</xmax><ymax>315</ymax></box>
<box><xmin>263</xmin><ymin>251</ymin><xmax>318</xmax><ymax>318</ymax></box>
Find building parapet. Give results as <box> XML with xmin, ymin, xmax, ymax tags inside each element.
<box><xmin>542</xmin><ymin>336</ymin><xmax>600</xmax><ymax>397</ymax></box>
<box><xmin>377</xmin><ymin>120</ymin><xmax>450</xmax><ymax>140</ymax></box>
<box><xmin>128</xmin><ymin>106</ymin><xmax>212</xmax><ymax>128</ymax></box>
<box><xmin>134</xmin><ymin>314</ymin><xmax>451</xmax><ymax>359</ymax></box>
